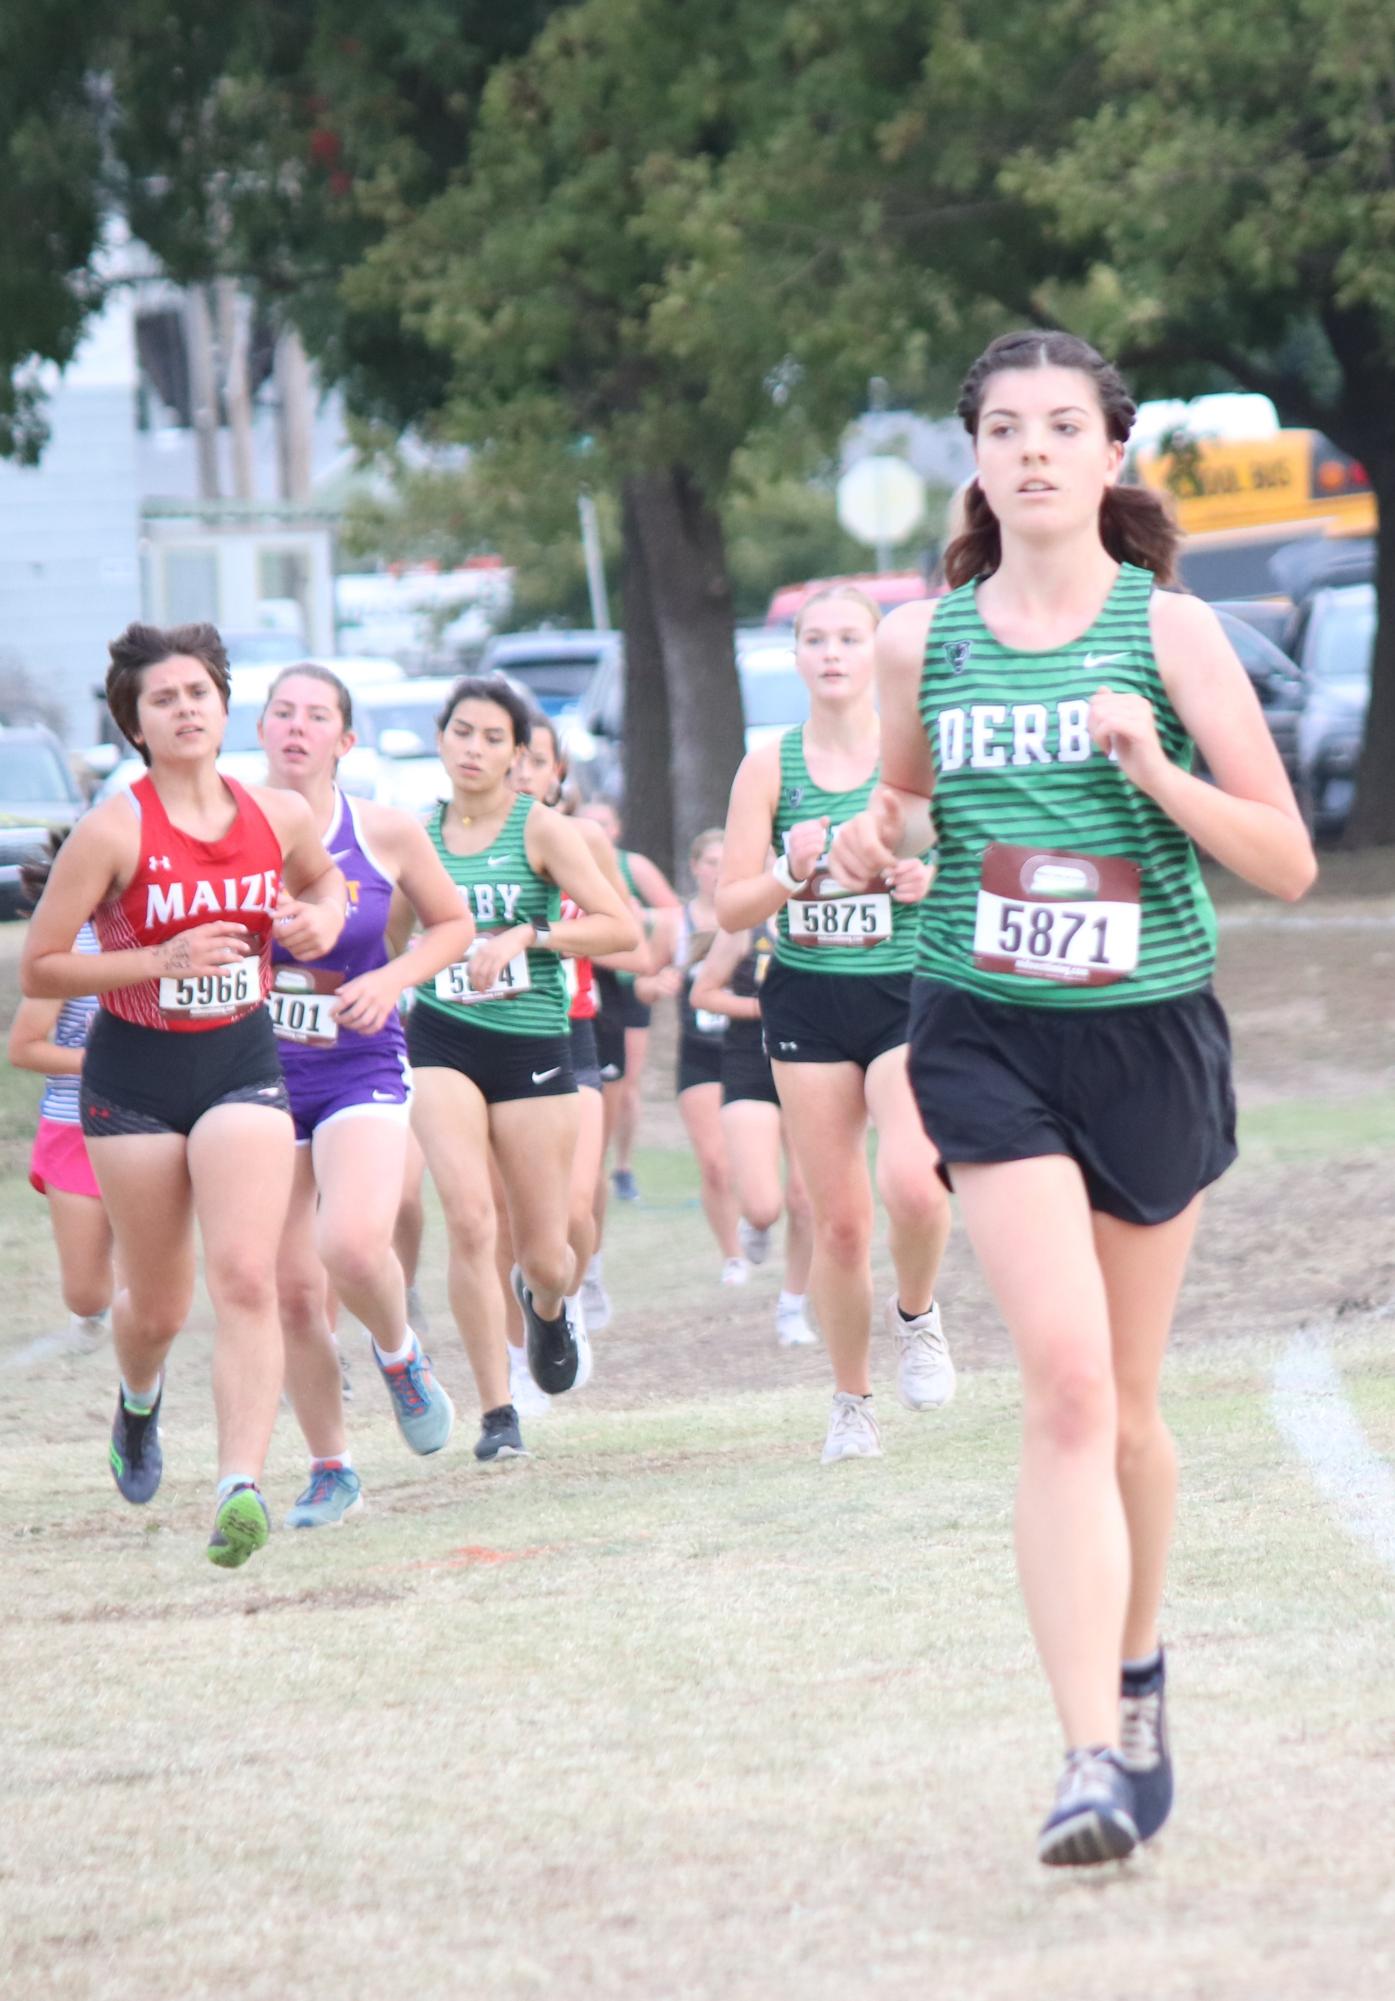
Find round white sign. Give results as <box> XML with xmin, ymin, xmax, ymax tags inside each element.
<box><xmin>836</xmin><ymin>455</ymin><xmax>926</xmax><ymax>547</ymax></box>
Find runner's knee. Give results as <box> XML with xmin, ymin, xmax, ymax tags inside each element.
<box><xmin>1024</xmin><ymin>1349</ymin><xmax>1116</xmax><ymax>1454</ymax></box>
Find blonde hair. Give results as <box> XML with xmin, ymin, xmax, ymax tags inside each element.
<box><xmin>689</xmin><ymin>826</ymin><xmax>724</xmax><ymax>864</ymax></box>
<box><xmin>793</xmin><ymin>584</ymin><xmax>883</xmax><ymax>637</ymax></box>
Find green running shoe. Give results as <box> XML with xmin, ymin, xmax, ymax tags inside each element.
<box><xmin>207</xmin><ymin>1483</ymin><xmax>271</xmax><ymax>1570</ymax></box>
<box><xmin>285</xmin><ymin>1463</ymin><xmax>363</xmax><ymax>1529</ymax></box>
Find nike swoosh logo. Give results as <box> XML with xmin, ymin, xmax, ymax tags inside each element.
<box><xmin>330</xmin><ymin>849</ymin><xmax>352</xmax><ymax>862</ymax></box>
<box><xmin>1082</xmin><ymin>651</ymin><xmax>1127</xmax><ymax>672</ymax></box>
<box><xmin>488</xmin><ymin>857</ymin><xmax>509</xmax><ymax>868</ymax></box>
<box><xmin>532</xmin><ymin>1067</ymin><xmax>562</xmax><ymax>1084</ymax></box>
<box><xmin>371</xmin><ymin>1090</ymin><xmax>399</xmax><ymax>1102</ymax></box>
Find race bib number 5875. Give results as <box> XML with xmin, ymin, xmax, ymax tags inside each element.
<box><xmin>971</xmin><ymin>845</ymin><xmax>1141</xmax><ymax>987</ymax></box>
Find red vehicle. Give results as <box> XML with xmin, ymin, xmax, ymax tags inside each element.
<box><xmin>765</xmin><ymin>570</ymin><xmax>934</xmax><ymax>626</ymax></box>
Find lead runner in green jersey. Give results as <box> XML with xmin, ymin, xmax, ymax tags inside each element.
<box><xmin>405</xmin><ymin>676</ymin><xmax>637</xmax><ymax>1459</ymax></box>
<box><xmin>717</xmin><ymin>586</ymin><xmax>955</xmax><ymax>1468</ymax></box>
<box><xmin>832</xmin><ymin>331</ymin><xmax>1316</xmax><ymax>1871</ymax></box>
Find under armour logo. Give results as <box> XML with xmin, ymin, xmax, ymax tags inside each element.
<box><xmin>945</xmin><ymin>641</ymin><xmax>973</xmax><ymax>675</ymax></box>
<box><xmin>149</xmin><ymin>855</ymin><xmax>172</xmax><ymax>871</ymax></box>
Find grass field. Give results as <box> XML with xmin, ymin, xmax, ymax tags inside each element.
<box><xmin>2</xmin><ymin>873</ymin><xmax>1394</xmax><ymax>2001</ymax></box>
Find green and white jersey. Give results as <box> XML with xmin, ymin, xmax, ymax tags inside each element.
<box><xmin>771</xmin><ymin>727</ymin><xmax>920</xmax><ymax>975</ymax></box>
<box><xmin>916</xmin><ymin>561</ymin><xmax>1216</xmax><ymax>1009</ymax></box>
<box><xmin>416</xmin><ymin>794</ymin><xmax>567</xmax><ymax>1037</ymax></box>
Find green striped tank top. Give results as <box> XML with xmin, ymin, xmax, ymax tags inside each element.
<box><xmin>916</xmin><ymin>562</ymin><xmax>1216</xmax><ymax>1008</ymax></box>
<box><xmin>416</xmin><ymin>794</ymin><xmax>566</xmax><ymax>1036</ymax></box>
<box><xmin>772</xmin><ymin>726</ymin><xmax>919</xmax><ymax>975</ymax></box>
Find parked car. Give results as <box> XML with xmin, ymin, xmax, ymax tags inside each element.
<box><xmin>0</xmin><ymin>725</ymin><xmax>87</xmax><ymax>917</ymax></box>
<box><xmin>94</xmin><ymin>696</ymin><xmax>382</xmax><ymax>806</ymax></box>
<box><xmin>355</xmin><ymin>678</ymin><xmax>462</xmax><ymax>816</ymax></box>
<box><xmin>1290</xmin><ymin>583</ymin><xmax>1375</xmax><ymax>834</ymax></box>
<box><xmin>1210</xmin><ymin>608</ymin><xmax>1306</xmax><ymax>794</ymax></box>
<box><xmin>479</xmin><ymin>629</ymin><xmax>621</xmax><ymax>717</ymax></box>
<box><xmin>563</xmin><ymin>630</ymin><xmax>809</xmax><ymax>802</ymax></box>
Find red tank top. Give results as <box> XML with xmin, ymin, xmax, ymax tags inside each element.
<box><xmin>94</xmin><ymin>774</ymin><xmax>282</xmax><ymax>1033</ymax></box>
<box><xmin>561</xmin><ymin>895</ymin><xmax>597</xmax><ymax>1021</ymax></box>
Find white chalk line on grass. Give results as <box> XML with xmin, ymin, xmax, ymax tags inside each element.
<box><xmin>1272</xmin><ymin>1329</ymin><xmax>1395</xmax><ymax>1573</ymax></box>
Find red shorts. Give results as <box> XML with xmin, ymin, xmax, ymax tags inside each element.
<box><xmin>29</xmin><ymin>1117</ymin><xmax>102</xmax><ymax>1200</ymax></box>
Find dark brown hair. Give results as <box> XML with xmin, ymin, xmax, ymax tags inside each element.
<box><xmin>265</xmin><ymin>662</ymin><xmax>354</xmax><ymax>731</ymax></box>
<box><xmin>436</xmin><ymin>674</ymin><xmax>533</xmax><ymax>746</ymax></box>
<box><xmin>105</xmin><ymin>622</ymin><xmax>231</xmax><ymax>764</ymax></box>
<box><xmin>944</xmin><ymin>331</ymin><xmax>1178</xmax><ymax>589</ymax></box>
<box><xmin>18</xmin><ymin>830</ymin><xmax>63</xmax><ymax>911</ymax></box>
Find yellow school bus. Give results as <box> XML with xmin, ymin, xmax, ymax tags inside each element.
<box><xmin>1129</xmin><ymin>431</ymin><xmax>1376</xmax><ymax>599</ymax></box>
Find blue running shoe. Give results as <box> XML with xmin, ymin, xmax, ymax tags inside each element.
<box><xmin>206</xmin><ymin>1484</ymin><xmax>271</xmax><ymax>1570</ymax></box>
<box><xmin>285</xmin><ymin>1463</ymin><xmax>364</xmax><ymax>1529</ymax></box>
<box><xmin>376</xmin><ymin>1337</ymin><xmax>455</xmax><ymax>1454</ymax></box>
<box><xmin>1120</xmin><ymin>1648</ymin><xmax>1172</xmax><ymax>1841</ymax></box>
<box><xmin>611</xmin><ymin>1168</ymin><xmax>639</xmax><ymax>1202</ymax></box>
<box><xmin>109</xmin><ymin>1386</ymin><xmax>163</xmax><ymax>1505</ymax></box>
<box><xmin>1037</xmin><ymin>1747</ymin><xmax>1138</xmax><ymax>1867</ymax></box>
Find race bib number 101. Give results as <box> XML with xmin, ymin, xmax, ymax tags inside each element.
<box><xmin>267</xmin><ymin>966</ymin><xmax>343</xmax><ymax>1046</ymax></box>
<box><xmin>971</xmin><ymin>845</ymin><xmax>1141</xmax><ymax>987</ymax></box>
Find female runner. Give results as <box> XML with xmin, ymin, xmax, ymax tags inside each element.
<box><xmin>717</xmin><ymin>588</ymin><xmax>954</xmax><ymax>1463</ymax></box>
<box><xmin>650</xmin><ymin>829</ymin><xmax>746</xmax><ymax>1283</ymax></box>
<box><xmin>259</xmin><ymin>665</ymin><xmax>474</xmax><ymax>1526</ymax></box>
<box><xmin>832</xmin><ymin>330</ymin><xmax>1316</xmax><ymax>1865</ymax></box>
<box><xmin>689</xmin><ymin>921</ymin><xmax>815</xmax><ymax>1346</ymax></box>
<box><xmin>406</xmin><ymin>677</ymin><xmax>637</xmax><ymax>1460</ymax></box>
<box><xmin>9</xmin><ymin>846</ymin><xmax>114</xmax><ymax>1352</ymax></box>
<box><xmin>21</xmin><ymin>622</ymin><xmax>346</xmax><ymax>1568</ymax></box>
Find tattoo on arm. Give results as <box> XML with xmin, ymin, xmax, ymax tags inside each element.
<box><xmin>162</xmin><ymin>935</ymin><xmax>192</xmax><ymax>973</ymax></box>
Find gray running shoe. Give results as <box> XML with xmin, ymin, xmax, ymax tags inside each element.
<box><xmin>1119</xmin><ymin>1649</ymin><xmax>1172</xmax><ymax>1841</ymax></box>
<box><xmin>405</xmin><ymin>1283</ymin><xmax>430</xmax><ymax>1336</ymax></box>
<box><xmin>474</xmin><ymin>1404</ymin><xmax>528</xmax><ymax>1462</ymax></box>
<box><xmin>738</xmin><ymin>1218</ymin><xmax>772</xmax><ymax>1267</ymax></box>
<box><xmin>1037</xmin><ymin>1748</ymin><xmax>1139</xmax><ymax>1867</ymax></box>
<box><xmin>580</xmin><ymin>1268</ymin><xmax>612</xmax><ymax>1331</ymax></box>
<box><xmin>109</xmin><ymin>1386</ymin><xmax>163</xmax><ymax>1505</ymax></box>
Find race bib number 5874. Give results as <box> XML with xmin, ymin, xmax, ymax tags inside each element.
<box><xmin>971</xmin><ymin>845</ymin><xmax>1141</xmax><ymax>987</ymax></box>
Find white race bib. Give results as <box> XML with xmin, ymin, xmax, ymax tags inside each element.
<box><xmin>434</xmin><ymin>941</ymin><xmax>533</xmax><ymax>1006</ymax></box>
<box><xmin>787</xmin><ymin>890</ymin><xmax>893</xmax><ymax>948</ymax></box>
<box><xmin>971</xmin><ymin>846</ymin><xmax>1141</xmax><ymax>987</ymax></box>
<box><xmin>158</xmin><ymin>959</ymin><xmax>260</xmax><ymax>1018</ymax></box>
<box><xmin>267</xmin><ymin>967</ymin><xmax>342</xmax><ymax>1046</ymax></box>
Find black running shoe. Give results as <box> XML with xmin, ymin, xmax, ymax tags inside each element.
<box><xmin>1120</xmin><ymin>1648</ymin><xmax>1172</xmax><ymax>1841</ymax></box>
<box><xmin>109</xmin><ymin>1386</ymin><xmax>163</xmax><ymax>1504</ymax></box>
<box><xmin>473</xmin><ymin>1404</ymin><xmax>528</xmax><ymax>1462</ymax></box>
<box><xmin>1037</xmin><ymin>1747</ymin><xmax>1139</xmax><ymax>1867</ymax></box>
<box><xmin>511</xmin><ymin>1266</ymin><xmax>579</xmax><ymax>1395</ymax></box>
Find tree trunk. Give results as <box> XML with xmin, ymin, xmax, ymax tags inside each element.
<box><xmin>618</xmin><ymin>479</ymin><xmax>674</xmax><ymax>879</ymax></box>
<box><xmin>275</xmin><ymin>326</ymin><xmax>314</xmax><ymax>502</ymax></box>
<box><xmin>184</xmin><ymin>285</ymin><xmax>221</xmax><ymax>500</ymax></box>
<box><xmin>1345</xmin><ymin>452</ymin><xmax>1395</xmax><ymax>847</ymax></box>
<box><xmin>216</xmin><ymin>280</ymin><xmax>256</xmax><ymax>503</ymax></box>
<box><xmin>627</xmin><ymin>466</ymin><xmax>746</xmax><ymax>888</ymax></box>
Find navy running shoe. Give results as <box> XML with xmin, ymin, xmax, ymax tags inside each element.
<box><xmin>474</xmin><ymin>1405</ymin><xmax>528</xmax><ymax>1462</ymax></box>
<box><xmin>109</xmin><ymin>1386</ymin><xmax>163</xmax><ymax>1505</ymax></box>
<box><xmin>611</xmin><ymin>1168</ymin><xmax>639</xmax><ymax>1202</ymax></box>
<box><xmin>1037</xmin><ymin>1747</ymin><xmax>1139</xmax><ymax>1867</ymax></box>
<box><xmin>510</xmin><ymin>1266</ymin><xmax>579</xmax><ymax>1396</ymax></box>
<box><xmin>1120</xmin><ymin>1648</ymin><xmax>1172</xmax><ymax>1841</ymax></box>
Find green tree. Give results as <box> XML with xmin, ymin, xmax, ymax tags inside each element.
<box><xmin>1017</xmin><ymin>0</ymin><xmax>1395</xmax><ymax>843</ymax></box>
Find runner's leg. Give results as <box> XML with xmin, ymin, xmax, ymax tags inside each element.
<box><xmin>313</xmin><ymin>1117</ymin><xmax>412</xmax><ymax>1352</ymax></box>
<box><xmin>1096</xmin><ymin>1198</ymin><xmax>1203</xmax><ymax>1660</ymax></box>
<box><xmin>771</xmin><ymin>1062</ymin><xmax>874</xmax><ymax>1395</ymax></box>
<box><xmin>865</xmin><ymin>1044</ymin><xmax>950</xmax><ymax>1318</ymax></box>
<box><xmin>615</xmin><ymin>1024</ymin><xmax>647</xmax><ymax>1173</ymax></box>
<box><xmin>46</xmin><ymin>1189</ymin><xmax>116</xmax><ymax>1321</ymax></box>
<box><xmin>678</xmin><ymin>1082</ymin><xmax>741</xmax><ymax>1262</ymax></box>
<box><xmin>277</xmin><ymin>1145</ymin><xmax>345</xmax><ymax>1462</ymax></box>
<box><xmin>781</xmin><ymin>1140</ymin><xmax>814</xmax><ymax>1295</ymax></box>
<box><xmin>720</xmin><ymin>1099</ymin><xmax>784</xmax><ymax>1233</ymax></box>
<box><xmin>394</xmin><ymin>1128</ymin><xmax>426</xmax><ymax>1289</ymax></box>
<box><xmin>491</xmin><ymin>1093</ymin><xmax>581</xmax><ymax>1319</ymax></box>
<box><xmin>187</xmin><ymin>1103</ymin><xmax>297</xmax><ymax>1484</ymax></box>
<box><xmin>568</xmin><ymin>1083</ymin><xmax>606</xmax><ymax>1280</ymax></box>
<box><xmin>411</xmin><ymin>1068</ymin><xmax>509</xmax><ymax>1412</ymax></box>
<box><xmin>86</xmin><ymin>1134</ymin><xmax>196</xmax><ymax>1395</ymax></box>
<box><xmin>953</xmin><ymin>1155</ymin><xmax>1126</xmax><ymax>1748</ymax></box>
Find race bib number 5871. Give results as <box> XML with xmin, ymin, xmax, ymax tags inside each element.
<box><xmin>971</xmin><ymin>845</ymin><xmax>1141</xmax><ymax>987</ymax></box>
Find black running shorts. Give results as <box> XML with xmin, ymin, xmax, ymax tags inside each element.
<box><xmin>907</xmin><ymin>978</ymin><xmax>1237</xmax><ymax>1226</ymax></box>
<box><xmin>594</xmin><ymin>967</ymin><xmax>651</xmax><ymax>1032</ymax></box>
<box><xmin>407</xmin><ymin>1001</ymin><xmax>576</xmax><ymax>1106</ymax></box>
<box><xmin>570</xmin><ymin>1016</ymin><xmax>603</xmax><ymax>1094</ymax></box>
<box><xmin>677</xmin><ymin>1033</ymin><xmax>724</xmax><ymax>1096</ymax></box>
<box><xmin>80</xmin><ymin>1007</ymin><xmax>290</xmax><ymax>1139</ymax></box>
<box><xmin>721</xmin><ymin>1041</ymin><xmax>780</xmax><ymax>1108</ymax></box>
<box><xmin>760</xmin><ymin>958</ymin><xmax>912</xmax><ymax>1072</ymax></box>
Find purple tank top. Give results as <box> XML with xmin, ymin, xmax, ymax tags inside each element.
<box><xmin>271</xmin><ymin>788</ymin><xmax>405</xmax><ymax>1082</ymax></box>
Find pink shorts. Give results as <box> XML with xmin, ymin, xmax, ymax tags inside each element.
<box><xmin>29</xmin><ymin>1117</ymin><xmax>102</xmax><ymax>1200</ymax></box>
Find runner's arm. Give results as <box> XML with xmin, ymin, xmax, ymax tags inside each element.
<box><xmin>333</xmin><ymin>816</ymin><xmax>475</xmax><ymax>1033</ymax></box>
<box><xmin>7</xmin><ymin>996</ymin><xmax>80</xmax><ymax>1075</ymax></box>
<box><xmin>576</xmin><ymin>817</ymin><xmax>658</xmax><ymax>973</ymax></box>
<box><xmin>688</xmin><ymin>928</ymin><xmax>758</xmax><ymax>1023</ymax></box>
<box><xmin>259</xmin><ymin>787</ymin><xmax>349</xmax><ymax>959</ymax></box>
<box><xmin>714</xmin><ymin>745</ymin><xmax>787</xmax><ymax>931</ymax></box>
<box><xmin>830</xmin><ymin>604</ymin><xmax>938</xmax><ymax>882</ymax></box>
<box><xmin>625</xmin><ymin>850</ymin><xmax>681</xmax><ymax>909</ymax></box>
<box><xmin>1119</xmin><ymin>592</ymin><xmax>1316</xmax><ymax>902</ymax></box>
<box><xmin>523</xmin><ymin>810</ymin><xmax>641</xmax><ymax>961</ymax></box>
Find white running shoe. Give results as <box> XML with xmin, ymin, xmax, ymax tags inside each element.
<box><xmin>580</xmin><ymin>1267</ymin><xmax>612</xmax><ymax>1331</ymax></box>
<box><xmin>567</xmin><ymin>1292</ymin><xmax>594</xmax><ymax>1390</ymax></box>
<box><xmin>821</xmin><ymin>1391</ymin><xmax>882</xmax><ymax>1464</ymax></box>
<box><xmin>721</xmin><ymin>1257</ymin><xmax>750</xmax><ymax>1287</ymax></box>
<box><xmin>405</xmin><ymin>1284</ymin><xmax>430</xmax><ymax>1336</ymax></box>
<box><xmin>887</xmin><ymin>1296</ymin><xmax>956</xmax><ymax>1410</ymax></box>
<box><xmin>738</xmin><ymin>1218</ymin><xmax>772</xmax><ymax>1267</ymax></box>
<box><xmin>775</xmin><ymin>1303</ymin><xmax>817</xmax><ymax>1347</ymax></box>
<box><xmin>508</xmin><ymin>1347</ymin><xmax>552</xmax><ymax>1419</ymax></box>
<box><xmin>68</xmin><ymin>1310</ymin><xmax>111</xmax><ymax>1352</ymax></box>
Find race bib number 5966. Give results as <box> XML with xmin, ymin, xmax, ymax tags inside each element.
<box><xmin>971</xmin><ymin>845</ymin><xmax>1141</xmax><ymax>987</ymax></box>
